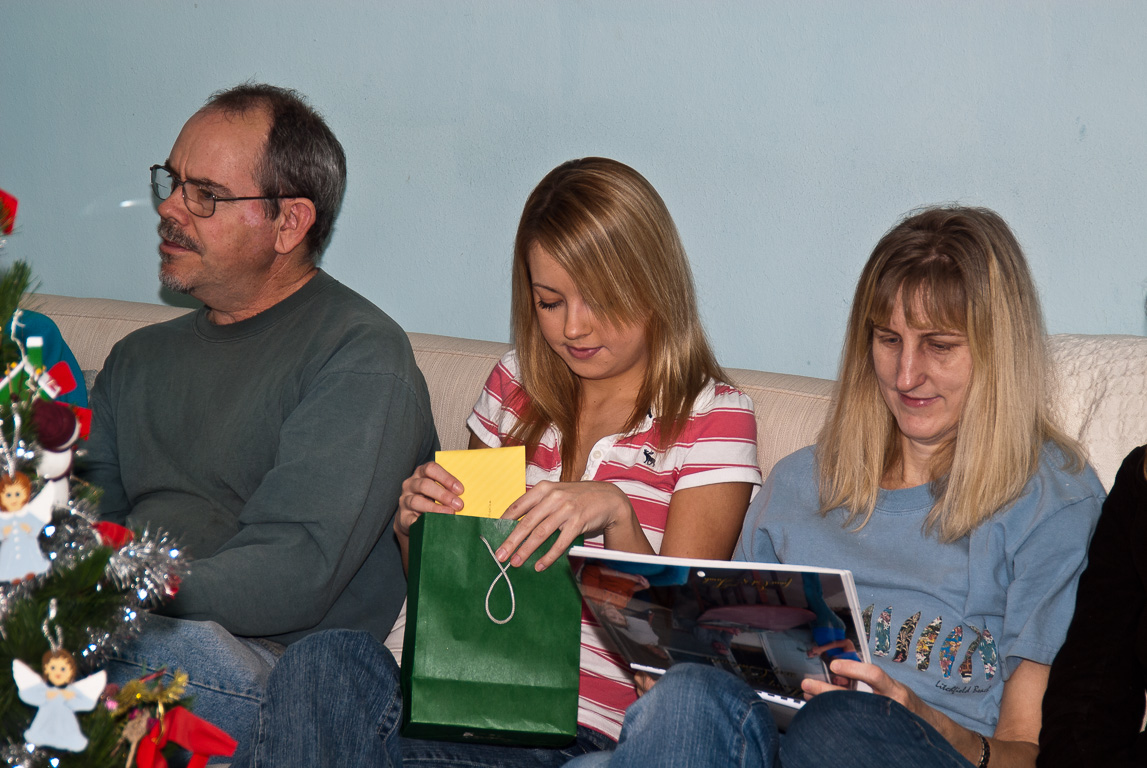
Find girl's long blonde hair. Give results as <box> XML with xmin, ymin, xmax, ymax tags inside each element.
<box><xmin>817</xmin><ymin>206</ymin><xmax>1084</xmax><ymax>541</ymax></box>
<box><xmin>508</xmin><ymin>158</ymin><xmax>725</xmax><ymax>479</ymax></box>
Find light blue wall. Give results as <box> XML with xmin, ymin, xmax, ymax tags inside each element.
<box><xmin>2</xmin><ymin>1</ymin><xmax>1145</xmax><ymax>379</ymax></box>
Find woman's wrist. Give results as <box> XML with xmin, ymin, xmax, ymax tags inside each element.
<box><xmin>976</xmin><ymin>734</ymin><xmax>990</xmax><ymax>768</ymax></box>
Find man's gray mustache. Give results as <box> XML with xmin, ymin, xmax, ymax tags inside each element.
<box><xmin>157</xmin><ymin>219</ymin><xmax>201</xmax><ymax>253</ymax></box>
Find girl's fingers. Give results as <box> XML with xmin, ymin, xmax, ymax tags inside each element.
<box><xmin>421</xmin><ymin>462</ymin><xmax>464</xmax><ymax>495</ymax></box>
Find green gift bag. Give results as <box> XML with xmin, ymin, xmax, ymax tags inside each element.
<box><xmin>400</xmin><ymin>513</ymin><xmax>582</xmax><ymax>746</ymax></box>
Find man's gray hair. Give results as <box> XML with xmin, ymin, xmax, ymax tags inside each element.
<box><xmin>204</xmin><ymin>83</ymin><xmax>347</xmax><ymax>261</ymax></box>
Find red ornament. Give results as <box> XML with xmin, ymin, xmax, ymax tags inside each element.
<box><xmin>0</xmin><ymin>189</ymin><xmax>16</xmax><ymax>235</ymax></box>
<box><xmin>93</xmin><ymin>521</ymin><xmax>134</xmax><ymax>549</ymax></box>
<box><xmin>45</xmin><ymin>361</ymin><xmax>78</xmax><ymax>396</ymax></box>
<box><xmin>31</xmin><ymin>398</ymin><xmax>78</xmax><ymax>451</ymax></box>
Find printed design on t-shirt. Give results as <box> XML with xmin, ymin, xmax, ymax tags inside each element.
<box><xmin>873</xmin><ymin>607</ymin><xmax>892</xmax><ymax>656</ymax></box>
<box><xmin>969</xmin><ymin>625</ymin><xmax>998</xmax><ymax>680</ymax></box>
<box><xmin>892</xmin><ymin>611</ymin><xmax>921</xmax><ymax>663</ymax></box>
<box><xmin>939</xmin><ymin>626</ymin><xmax>963</xmax><ymax>678</ymax></box>
<box><xmin>862</xmin><ymin>605</ymin><xmax>873</xmax><ymax>639</ymax></box>
<box><xmin>959</xmin><ymin>629</ymin><xmax>981</xmax><ymax>682</ymax></box>
<box><xmin>863</xmin><ymin>606</ymin><xmax>996</xmax><ymax>687</ymax></box>
<box><xmin>915</xmin><ymin>617</ymin><xmax>942</xmax><ymax>670</ymax></box>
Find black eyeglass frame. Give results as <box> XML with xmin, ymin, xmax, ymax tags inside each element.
<box><xmin>150</xmin><ymin>164</ymin><xmax>303</xmax><ymax>218</ymax></box>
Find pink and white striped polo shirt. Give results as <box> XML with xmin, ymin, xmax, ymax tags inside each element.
<box><xmin>467</xmin><ymin>350</ymin><xmax>762</xmax><ymax>740</ymax></box>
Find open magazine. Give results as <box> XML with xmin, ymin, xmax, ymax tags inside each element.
<box><xmin>568</xmin><ymin>547</ymin><xmax>870</xmax><ymax>728</ymax></box>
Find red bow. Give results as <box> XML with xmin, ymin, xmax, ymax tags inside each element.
<box><xmin>133</xmin><ymin>706</ymin><xmax>237</xmax><ymax>768</ymax></box>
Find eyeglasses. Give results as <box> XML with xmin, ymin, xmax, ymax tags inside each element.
<box><xmin>150</xmin><ymin>165</ymin><xmax>300</xmax><ymax>218</ymax></box>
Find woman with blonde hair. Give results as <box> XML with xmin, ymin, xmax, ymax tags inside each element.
<box><xmin>567</xmin><ymin>206</ymin><xmax>1104</xmax><ymax>768</ymax></box>
<box><xmin>437</xmin><ymin>155</ymin><xmax>757</xmax><ymax>575</ymax></box>
<box><xmin>232</xmin><ymin>157</ymin><xmax>762</xmax><ymax>767</ymax></box>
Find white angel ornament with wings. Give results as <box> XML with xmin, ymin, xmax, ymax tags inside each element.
<box><xmin>0</xmin><ymin>470</ymin><xmax>60</xmax><ymax>583</ymax></box>
<box><xmin>13</xmin><ymin>651</ymin><xmax>107</xmax><ymax>751</ymax></box>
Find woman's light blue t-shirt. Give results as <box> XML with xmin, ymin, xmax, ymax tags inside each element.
<box><xmin>735</xmin><ymin>445</ymin><xmax>1104</xmax><ymax>733</ymax></box>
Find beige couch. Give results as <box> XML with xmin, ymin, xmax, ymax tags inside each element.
<box><xmin>28</xmin><ymin>292</ymin><xmax>1147</xmax><ymax>491</ymax></box>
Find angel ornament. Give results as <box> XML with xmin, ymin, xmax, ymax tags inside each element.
<box><xmin>0</xmin><ymin>399</ymin><xmax>78</xmax><ymax>583</ymax></box>
<box><xmin>13</xmin><ymin>650</ymin><xmax>107</xmax><ymax>751</ymax></box>
<box><xmin>0</xmin><ymin>471</ymin><xmax>54</xmax><ymax>582</ymax></box>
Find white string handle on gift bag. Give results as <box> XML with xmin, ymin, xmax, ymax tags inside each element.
<box><xmin>479</xmin><ymin>535</ymin><xmax>515</xmax><ymax>625</ymax></box>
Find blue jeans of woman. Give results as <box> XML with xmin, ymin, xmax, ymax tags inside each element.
<box><xmin>231</xmin><ymin>629</ymin><xmax>613</xmax><ymax>768</ymax></box>
<box><xmin>565</xmin><ymin>663</ymin><xmax>975</xmax><ymax>768</ymax></box>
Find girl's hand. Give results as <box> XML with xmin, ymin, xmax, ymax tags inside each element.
<box><xmin>395</xmin><ymin>462</ymin><xmax>465</xmax><ymax>539</ymax></box>
<box><xmin>495</xmin><ymin>481</ymin><xmax>648</xmax><ymax>571</ymax></box>
<box><xmin>802</xmin><ymin>659</ymin><xmax>922</xmax><ymax>714</ymax></box>
<box><xmin>634</xmin><ymin>671</ymin><xmax>657</xmax><ymax>697</ymax></box>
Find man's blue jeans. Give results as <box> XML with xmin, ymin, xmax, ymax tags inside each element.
<box><xmin>566</xmin><ymin>664</ymin><xmax>976</xmax><ymax>768</ymax></box>
<box><xmin>231</xmin><ymin>629</ymin><xmax>613</xmax><ymax>768</ymax></box>
<box><xmin>106</xmin><ymin>613</ymin><xmax>279</xmax><ymax>761</ymax></box>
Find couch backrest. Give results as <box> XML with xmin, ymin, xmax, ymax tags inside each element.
<box><xmin>23</xmin><ymin>294</ymin><xmax>192</xmax><ymax>382</ymax></box>
<box><xmin>1048</xmin><ymin>334</ymin><xmax>1147</xmax><ymax>489</ymax></box>
<box><xmin>29</xmin><ymin>293</ymin><xmax>1147</xmax><ymax>490</ymax></box>
<box><xmin>407</xmin><ymin>332</ymin><xmax>512</xmax><ymax>452</ymax></box>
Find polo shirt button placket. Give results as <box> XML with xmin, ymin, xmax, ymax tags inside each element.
<box><xmin>582</xmin><ymin>446</ymin><xmax>606</xmax><ymax>480</ymax></box>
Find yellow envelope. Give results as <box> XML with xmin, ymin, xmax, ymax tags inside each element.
<box><xmin>435</xmin><ymin>445</ymin><xmax>526</xmax><ymax>519</ymax></box>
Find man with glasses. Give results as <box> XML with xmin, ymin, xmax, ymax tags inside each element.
<box><xmin>82</xmin><ymin>84</ymin><xmax>438</xmax><ymax>752</ymax></box>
